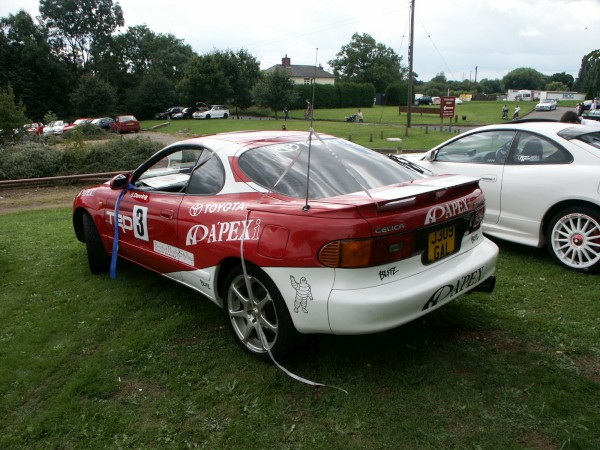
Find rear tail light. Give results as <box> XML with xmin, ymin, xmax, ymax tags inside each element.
<box><xmin>469</xmin><ymin>206</ymin><xmax>485</xmax><ymax>232</ymax></box>
<box><xmin>319</xmin><ymin>232</ymin><xmax>416</xmax><ymax>268</ymax></box>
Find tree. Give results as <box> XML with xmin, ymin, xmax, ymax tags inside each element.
<box><xmin>126</xmin><ymin>72</ymin><xmax>179</xmax><ymax>119</ymax></box>
<box><xmin>545</xmin><ymin>81</ymin><xmax>568</xmax><ymax>92</ymax></box>
<box><xmin>0</xmin><ymin>11</ymin><xmax>74</xmax><ymax>119</ymax></box>
<box><xmin>177</xmin><ymin>53</ymin><xmax>232</xmax><ymax>105</ymax></box>
<box><xmin>0</xmin><ymin>84</ymin><xmax>29</xmax><ymax>145</ymax></box>
<box><xmin>252</xmin><ymin>70</ymin><xmax>297</xmax><ymax>117</ymax></box>
<box><xmin>548</xmin><ymin>72</ymin><xmax>574</xmax><ymax>90</ymax></box>
<box><xmin>502</xmin><ymin>67</ymin><xmax>547</xmax><ymax>90</ymax></box>
<box><xmin>329</xmin><ymin>33</ymin><xmax>405</xmax><ymax>92</ymax></box>
<box><xmin>40</xmin><ymin>0</ymin><xmax>124</xmax><ymax>68</ymax></box>
<box><xmin>69</xmin><ymin>75</ymin><xmax>117</xmax><ymax>116</ymax></box>
<box><xmin>219</xmin><ymin>49</ymin><xmax>261</xmax><ymax>113</ymax></box>
<box><xmin>576</xmin><ymin>50</ymin><xmax>599</xmax><ymax>98</ymax></box>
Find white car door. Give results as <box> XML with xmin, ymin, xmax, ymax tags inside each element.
<box><xmin>423</xmin><ymin>130</ymin><xmax>516</xmax><ymax>225</ymax></box>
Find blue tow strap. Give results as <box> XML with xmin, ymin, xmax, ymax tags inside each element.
<box><xmin>110</xmin><ymin>184</ymin><xmax>134</xmax><ymax>279</ymax></box>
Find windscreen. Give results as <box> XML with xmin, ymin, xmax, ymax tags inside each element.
<box><xmin>238</xmin><ymin>138</ymin><xmax>423</xmax><ymax>200</ymax></box>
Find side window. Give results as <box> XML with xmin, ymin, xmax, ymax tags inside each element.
<box><xmin>135</xmin><ymin>149</ymin><xmax>203</xmax><ymax>193</ymax></box>
<box><xmin>435</xmin><ymin>131</ymin><xmax>516</xmax><ymax>164</ymax></box>
<box><xmin>186</xmin><ymin>151</ymin><xmax>225</xmax><ymax>195</ymax></box>
<box><xmin>509</xmin><ymin>132</ymin><xmax>572</xmax><ymax>164</ymax></box>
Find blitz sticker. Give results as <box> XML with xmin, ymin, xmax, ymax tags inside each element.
<box><xmin>290</xmin><ymin>276</ymin><xmax>313</xmax><ymax>313</ymax></box>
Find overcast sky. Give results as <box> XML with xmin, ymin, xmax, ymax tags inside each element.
<box><xmin>2</xmin><ymin>0</ymin><xmax>599</xmax><ymax>82</ymax></box>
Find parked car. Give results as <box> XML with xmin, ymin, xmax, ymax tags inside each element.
<box><xmin>454</xmin><ymin>98</ymin><xmax>463</xmax><ymax>105</ymax></box>
<box><xmin>90</xmin><ymin>117</ymin><xmax>114</xmax><ymax>130</ymax></box>
<box><xmin>43</xmin><ymin>120</ymin><xmax>67</xmax><ymax>135</ymax></box>
<box><xmin>581</xmin><ymin>109</ymin><xmax>600</xmax><ymax>122</ymax></box>
<box><xmin>154</xmin><ymin>107</ymin><xmax>185</xmax><ymax>120</ymax></box>
<box><xmin>63</xmin><ymin>118</ymin><xmax>93</xmax><ymax>133</ymax></box>
<box><xmin>109</xmin><ymin>115</ymin><xmax>140</xmax><ymax>134</ymax></box>
<box><xmin>401</xmin><ymin>122</ymin><xmax>600</xmax><ymax>273</ymax></box>
<box><xmin>24</xmin><ymin>122</ymin><xmax>44</xmax><ymax>136</ymax></box>
<box><xmin>171</xmin><ymin>107</ymin><xmax>198</xmax><ymax>120</ymax></box>
<box><xmin>72</xmin><ymin>130</ymin><xmax>498</xmax><ymax>359</ymax></box>
<box><xmin>416</xmin><ymin>96</ymin><xmax>432</xmax><ymax>106</ymax></box>
<box><xmin>431</xmin><ymin>96</ymin><xmax>441</xmax><ymax>105</ymax></box>
<box><xmin>535</xmin><ymin>99</ymin><xmax>557</xmax><ymax>111</ymax></box>
<box><xmin>192</xmin><ymin>105</ymin><xmax>229</xmax><ymax>119</ymax></box>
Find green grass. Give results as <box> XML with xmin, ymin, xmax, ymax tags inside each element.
<box><xmin>1</xmin><ymin>208</ymin><xmax>599</xmax><ymax>448</ymax></box>
<box><xmin>142</xmin><ymin>100</ymin><xmax>552</xmax><ymax>151</ymax></box>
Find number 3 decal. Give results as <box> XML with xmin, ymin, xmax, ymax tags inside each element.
<box><xmin>133</xmin><ymin>205</ymin><xmax>149</xmax><ymax>241</ymax></box>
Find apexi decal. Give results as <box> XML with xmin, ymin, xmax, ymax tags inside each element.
<box><xmin>425</xmin><ymin>199</ymin><xmax>468</xmax><ymax>225</ymax></box>
<box><xmin>421</xmin><ymin>265</ymin><xmax>487</xmax><ymax>311</ymax></box>
<box><xmin>153</xmin><ymin>240</ymin><xmax>194</xmax><ymax>266</ymax></box>
<box><xmin>186</xmin><ymin>219</ymin><xmax>261</xmax><ymax>245</ymax></box>
<box><xmin>130</xmin><ymin>192</ymin><xmax>149</xmax><ymax>202</ymax></box>
<box><xmin>189</xmin><ymin>202</ymin><xmax>246</xmax><ymax>217</ymax></box>
<box><xmin>375</xmin><ymin>224</ymin><xmax>405</xmax><ymax>234</ymax></box>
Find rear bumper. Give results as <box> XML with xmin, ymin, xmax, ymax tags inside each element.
<box><xmin>327</xmin><ymin>238</ymin><xmax>499</xmax><ymax>334</ymax></box>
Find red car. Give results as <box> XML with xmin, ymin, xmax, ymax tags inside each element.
<box><xmin>109</xmin><ymin>115</ymin><xmax>140</xmax><ymax>134</ymax></box>
<box><xmin>63</xmin><ymin>118</ymin><xmax>93</xmax><ymax>133</ymax></box>
<box><xmin>24</xmin><ymin>122</ymin><xmax>45</xmax><ymax>136</ymax></box>
<box><xmin>72</xmin><ymin>131</ymin><xmax>498</xmax><ymax>359</ymax></box>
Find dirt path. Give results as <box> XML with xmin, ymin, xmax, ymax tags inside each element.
<box><xmin>0</xmin><ymin>132</ymin><xmax>184</xmax><ymax>215</ymax></box>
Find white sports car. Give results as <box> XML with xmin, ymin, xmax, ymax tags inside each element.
<box><xmin>535</xmin><ymin>99</ymin><xmax>557</xmax><ymax>111</ymax></box>
<box><xmin>401</xmin><ymin>122</ymin><xmax>600</xmax><ymax>273</ymax></box>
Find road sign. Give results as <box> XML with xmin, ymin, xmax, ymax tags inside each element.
<box><xmin>440</xmin><ymin>96</ymin><xmax>456</xmax><ymax>118</ymax></box>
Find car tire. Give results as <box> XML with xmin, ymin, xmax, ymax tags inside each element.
<box><xmin>223</xmin><ymin>113</ymin><xmax>228</xmax><ymax>119</ymax></box>
<box><xmin>223</xmin><ymin>264</ymin><xmax>299</xmax><ymax>360</ymax></box>
<box><xmin>546</xmin><ymin>206</ymin><xmax>600</xmax><ymax>273</ymax></box>
<box><xmin>83</xmin><ymin>212</ymin><xmax>110</xmax><ymax>273</ymax></box>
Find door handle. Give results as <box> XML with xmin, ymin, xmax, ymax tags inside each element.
<box><xmin>480</xmin><ymin>175</ymin><xmax>497</xmax><ymax>182</ymax></box>
<box><xmin>161</xmin><ymin>209</ymin><xmax>175</xmax><ymax>219</ymax></box>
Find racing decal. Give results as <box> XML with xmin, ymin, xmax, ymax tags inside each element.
<box><xmin>185</xmin><ymin>219</ymin><xmax>261</xmax><ymax>245</ymax></box>
<box><xmin>290</xmin><ymin>276</ymin><xmax>313</xmax><ymax>313</ymax></box>
<box><xmin>130</xmin><ymin>192</ymin><xmax>149</xmax><ymax>202</ymax></box>
<box><xmin>421</xmin><ymin>265</ymin><xmax>487</xmax><ymax>311</ymax></box>
<box><xmin>379</xmin><ymin>266</ymin><xmax>398</xmax><ymax>281</ymax></box>
<box><xmin>189</xmin><ymin>202</ymin><xmax>246</xmax><ymax>217</ymax></box>
<box><xmin>133</xmin><ymin>206</ymin><xmax>149</xmax><ymax>241</ymax></box>
<box><xmin>424</xmin><ymin>199</ymin><xmax>468</xmax><ymax>225</ymax></box>
<box><xmin>107</xmin><ymin>210</ymin><xmax>133</xmax><ymax>233</ymax></box>
<box><xmin>78</xmin><ymin>188</ymin><xmax>98</xmax><ymax>197</ymax></box>
<box><xmin>153</xmin><ymin>240</ymin><xmax>194</xmax><ymax>266</ymax></box>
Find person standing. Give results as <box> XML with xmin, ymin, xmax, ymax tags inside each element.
<box><xmin>513</xmin><ymin>105</ymin><xmax>521</xmax><ymax>120</ymax></box>
<box><xmin>502</xmin><ymin>104</ymin><xmax>509</xmax><ymax>120</ymax></box>
<box><xmin>283</xmin><ymin>107</ymin><xmax>289</xmax><ymax>121</ymax></box>
<box><xmin>304</xmin><ymin>99</ymin><xmax>312</xmax><ymax>120</ymax></box>
<box><xmin>357</xmin><ymin>109</ymin><xmax>364</xmax><ymax>123</ymax></box>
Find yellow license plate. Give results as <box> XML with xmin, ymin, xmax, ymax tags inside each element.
<box><xmin>427</xmin><ymin>225</ymin><xmax>456</xmax><ymax>262</ymax></box>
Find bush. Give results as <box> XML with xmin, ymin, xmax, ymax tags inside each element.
<box><xmin>0</xmin><ymin>138</ymin><xmax>162</xmax><ymax>181</ymax></box>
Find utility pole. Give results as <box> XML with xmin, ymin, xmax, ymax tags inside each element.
<box><xmin>406</xmin><ymin>0</ymin><xmax>415</xmax><ymax>131</ymax></box>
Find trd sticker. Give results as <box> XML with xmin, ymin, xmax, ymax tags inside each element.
<box><xmin>290</xmin><ymin>275</ymin><xmax>313</xmax><ymax>313</ymax></box>
<box><xmin>185</xmin><ymin>219</ymin><xmax>261</xmax><ymax>245</ymax></box>
<box><xmin>153</xmin><ymin>240</ymin><xmax>194</xmax><ymax>266</ymax></box>
<box><xmin>107</xmin><ymin>210</ymin><xmax>133</xmax><ymax>233</ymax></box>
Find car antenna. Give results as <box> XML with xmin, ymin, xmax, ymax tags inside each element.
<box><xmin>303</xmin><ymin>48</ymin><xmax>318</xmax><ymax>212</ymax></box>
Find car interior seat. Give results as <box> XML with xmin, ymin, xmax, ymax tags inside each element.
<box><xmin>519</xmin><ymin>139</ymin><xmax>543</xmax><ymax>162</ymax></box>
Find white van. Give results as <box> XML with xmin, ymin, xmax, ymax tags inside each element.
<box><xmin>516</xmin><ymin>90</ymin><xmax>533</xmax><ymax>101</ymax></box>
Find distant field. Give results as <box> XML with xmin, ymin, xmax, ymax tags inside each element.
<box><xmin>142</xmin><ymin>100</ymin><xmax>575</xmax><ymax>151</ymax></box>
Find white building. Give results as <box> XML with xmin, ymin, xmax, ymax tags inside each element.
<box><xmin>264</xmin><ymin>55</ymin><xmax>336</xmax><ymax>85</ymax></box>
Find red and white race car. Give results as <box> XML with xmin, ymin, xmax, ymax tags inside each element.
<box><xmin>73</xmin><ymin>130</ymin><xmax>498</xmax><ymax>359</ymax></box>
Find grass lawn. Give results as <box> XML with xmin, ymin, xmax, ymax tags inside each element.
<box><xmin>141</xmin><ymin>99</ymin><xmax>570</xmax><ymax>152</ymax></box>
<box><xmin>1</xmin><ymin>208</ymin><xmax>599</xmax><ymax>448</ymax></box>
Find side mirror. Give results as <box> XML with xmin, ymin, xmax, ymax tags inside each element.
<box><xmin>109</xmin><ymin>174</ymin><xmax>130</xmax><ymax>190</ymax></box>
<box><xmin>425</xmin><ymin>150</ymin><xmax>437</xmax><ymax>161</ymax></box>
